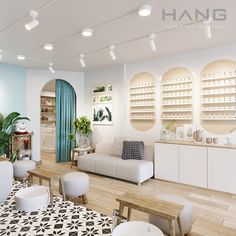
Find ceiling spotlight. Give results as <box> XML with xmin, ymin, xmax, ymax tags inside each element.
<box><xmin>0</xmin><ymin>50</ymin><xmax>2</xmax><ymax>62</ymax></box>
<box><xmin>149</xmin><ymin>34</ymin><xmax>157</xmax><ymax>51</ymax></box>
<box><xmin>204</xmin><ymin>18</ymin><xmax>212</xmax><ymax>39</ymax></box>
<box><xmin>48</xmin><ymin>63</ymin><xmax>55</xmax><ymax>74</ymax></box>
<box><xmin>44</xmin><ymin>43</ymin><xmax>54</xmax><ymax>50</ymax></box>
<box><xmin>138</xmin><ymin>4</ymin><xmax>151</xmax><ymax>16</ymax></box>
<box><xmin>109</xmin><ymin>45</ymin><xmax>116</xmax><ymax>60</ymax></box>
<box><xmin>82</xmin><ymin>28</ymin><xmax>93</xmax><ymax>37</ymax></box>
<box><xmin>80</xmin><ymin>54</ymin><xmax>86</xmax><ymax>67</ymax></box>
<box><xmin>25</xmin><ymin>11</ymin><xmax>39</xmax><ymax>31</ymax></box>
<box><xmin>17</xmin><ymin>55</ymin><xmax>25</xmax><ymax>60</ymax></box>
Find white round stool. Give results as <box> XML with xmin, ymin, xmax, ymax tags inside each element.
<box><xmin>13</xmin><ymin>160</ymin><xmax>36</xmax><ymax>179</ymax></box>
<box><xmin>60</xmin><ymin>172</ymin><xmax>89</xmax><ymax>204</ymax></box>
<box><xmin>112</xmin><ymin>221</ymin><xmax>164</xmax><ymax>236</ymax></box>
<box><xmin>149</xmin><ymin>194</ymin><xmax>192</xmax><ymax>235</ymax></box>
<box><xmin>15</xmin><ymin>186</ymin><xmax>49</xmax><ymax>212</ymax></box>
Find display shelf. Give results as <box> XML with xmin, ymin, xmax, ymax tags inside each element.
<box><xmin>202</xmin><ymin>75</ymin><xmax>236</xmax><ymax>81</ymax></box>
<box><xmin>202</xmin><ymin>108</ymin><xmax>236</xmax><ymax>112</ymax></box>
<box><xmin>130</xmin><ymin>117</ymin><xmax>155</xmax><ymax>120</ymax></box>
<box><xmin>202</xmin><ymin>83</ymin><xmax>236</xmax><ymax>89</ymax></box>
<box><xmin>130</xmin><ymin>91</ymin><xmax>155</xmax><ymax>95</ymax></box>
<box><xmin>162</xmin><ymin>87</ymin><xmax>192</xmax><ymax>92</ymax></box>
<box><xmin>130</xmin><ymin>84</ymin><xmax>155</xmax><ymax>89</ymax></box>
<box><xmin>202</xmin><ymin>91</ymin><xmax>236</xmax><ymax>96</ymax></box>
<box><xmin>202</xmin><ymin>101</ymin><xmax>236</xmax><ymax>104</ymax></box>
<box><xmin>202</xmin><ymin>118</ymin><xmax>236</xmax><ymax>121</ymax></box>
<box><xmin>162</xmin><ymin>94</ymin><xmax>192</xmax><ymax>99</ymax></box>
<box><xmin>130</xmin><ymin>110</ymin><xmax>155</xmax><ymax>113</ymax></box>
<box><xmin>129</xmin><ymin>73</ymin><xmax>156</xmax><ymax>127</ymax></box>
<box><xmin>161</xmin><ymin>68</ymin><xmax>193</xmax><ymax>122</ymax></box>
<box><xmin>162</xmin><ymin>80</ymin><xmax>191</xmax><ymax>86</ymax></box>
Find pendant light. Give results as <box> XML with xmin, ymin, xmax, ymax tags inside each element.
<box><xmin>109</xmin><ymin>45</ymin><xmax>116</xmax><ymax>60</ymax></box>
<box><xmin>48</xmin><ymin>63</ymin><xmax>55</xmax><ymax>74</ymax></box>
<box><xmin>80</xmin><ymin>54</ymin><xmax>86</xmax><ymax>67</ymax></box>
<box><xmin>138</xmin><ymin>5</ymin><xmax>152</xmax><ymax>17</ymax></box>
<box><xmin>149</xmin><ymin>34</ymin><xmax>157</xmax><ymax>51</ymax></box>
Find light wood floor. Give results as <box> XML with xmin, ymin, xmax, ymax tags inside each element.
<box><xmin>41</xmin><ymin>152</ymin><xmax>236</xmax><ymax>236</ymax></box>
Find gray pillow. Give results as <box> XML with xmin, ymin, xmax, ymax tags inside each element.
<box><xmin>122</xmin><ymin>141</ymin><xmax>144</xmax><ymax>160</ymax></box>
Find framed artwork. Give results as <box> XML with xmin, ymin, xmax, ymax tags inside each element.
<box><xmin>92</xmin><ymin>84</ymin><xmax>113</xmax><ymax>125</ymax></box>
<box><xmin>176</xmin><ymin>126</ymin><xmax>184</xmax><ymax>140</ymax></box>
<box><xmin>92</xmin><ymin>104</ymin><xmax>112</xmax><ymax>125</ymax></box>
<box><xmin>183</xmin><ymin>124</ymin><xmax>195</xmax><ymax>140</ymax></box>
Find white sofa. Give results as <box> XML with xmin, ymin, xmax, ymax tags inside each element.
<box><xmin>77</xmin><ymin>142</ymin><xmax>154</xmax><ymax>185</ymax></box>
<box><xmin>0</xmin><ymin>161</ymin><xmax>13</xmax><ymax>204</ymax></box>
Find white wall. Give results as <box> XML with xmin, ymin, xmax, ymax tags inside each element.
<box><xmin>84</xmin><ymin>43</ymin><xmax>236</xmax><ymax>146</ymax></box>
<box><xmin>84</xmin><ymin>65</ymin><xmax>125</xmax><ymax>145</ymax></box>
<box><xmin>125</xmin><ymin>43</ymin><xmax>236</xmax><ymax>144</ymax></box>
<box><xmin>27</xmin><ymin>70</ymin><xmax>84</xmax><ymax>161</ymax></box>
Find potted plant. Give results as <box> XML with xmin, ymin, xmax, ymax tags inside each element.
<box><xmin>160</xmin><ymin>120</ymin><xmax>174</xmax><ymax>140</ymax></box>
<box><xmin>69</xmin><ymin>116</ymin><xmax>92</xmax><ymax>148</ymax></box>
<box><xmin>0</xmin><ymin>112</ymin><xmax>30</xmax><ymax>162</ymax></box>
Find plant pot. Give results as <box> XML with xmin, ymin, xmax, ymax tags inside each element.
<box><xmin>76</xmin><ymin>133</ymin><xmax>90</xmax><ymax>148</ymax></box>
<box><xmin>160</xmin><ymin>128</ymin><xmax>170</xmax><ymax>140</ymax></box>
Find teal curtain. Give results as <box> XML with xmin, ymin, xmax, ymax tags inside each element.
<box><xmin>56</xmin><ymin>79</ymin><xmax>76</xmax><ymax>162</ymax></box>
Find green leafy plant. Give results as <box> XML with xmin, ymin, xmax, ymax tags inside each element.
<box><xmin>165</xmin><ymin>120</ymin><xmax>175</xmax><ymax>130</ymax></box>
<box><xmin>74</xmin><ymin>116</ymin><xmax>92</xmax><ymax>137</ymax></box>
<box><xmin>0</xmin><ymin>112</ymin><xmax>30</xmax><ymax>160</ymax></box>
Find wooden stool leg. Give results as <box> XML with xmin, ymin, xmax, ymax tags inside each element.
<box><xmin>168</xmin><ymin>219</ymin><xmax>176</xmax><ymax>236</ymax></box>
<box><xmin>177</xmin><ymin>217</ymin><xmax>184</xmax><ymax>236</ymax></box>
<box><xmin>127</xmin><ymin>207</ymin><xmax>132</xmax><ymax>221</ymax></box>
<box><xmin>82</xmin><ymin>195</ymin><xmax>88</xmax><ymax>204</ymax></box>
<box><xmin>49</xmin><ymin>180</ymin><xmax>53</xmax><ymax>206</ymax></box>
<box><xmin>39</xmin><ymin>178</ymin><xmax>42</xmax><ymax>185</ymax></box>
<box><xmin>59</xmin><ymin>177</ymin><xmax>66</xmax><ymax>201</ymax></box>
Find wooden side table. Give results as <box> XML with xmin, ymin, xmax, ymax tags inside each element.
<box><xmin>71</xmin><ymin>146</ymin><xmax>95</xmax><ymax>168</ymax></box>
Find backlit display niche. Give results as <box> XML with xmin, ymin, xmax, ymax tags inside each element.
<box><xmin>130</xmin><ymin>72</ymin><xmax>156</xmax><ymax>131</ymax></box>
<box><xmin>201</xmin><ymin>59</ymin><xmax>236</xmax><ymax>134</ymax></box>
<box><xmin>161</xmin><ymin>67</ymin><xmax>193</xmax><ymax>124</ymax></box>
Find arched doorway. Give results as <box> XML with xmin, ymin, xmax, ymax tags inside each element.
<box><xmin>40</xmin><ymin>79</ymin><xmax>77</xmax><ymax>163</ymax></box>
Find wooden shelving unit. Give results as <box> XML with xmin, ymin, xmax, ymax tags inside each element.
<box><xmin>201</xmin><ymin>72</ymin><xmax>236</xmax><ymax>121</ymax></box>
<box><xmin>41</xmin><ymin>95</ymin><xmax>56</xmax><ymax>125</ymax></box>
<box><xmin>161</xmin><ymin>68</ymin><xmax>193</xmax><ymax>122</ymax></box>
<box><xmin>130</xmin><ymin>82</ymin><xmax>156</xmax><ymax>121</ymax></box>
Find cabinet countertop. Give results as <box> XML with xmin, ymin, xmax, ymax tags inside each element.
<box><xmin>155</xmin><ymin>139</ymin><xmax>236</xmax><ymax>149</ymax></box>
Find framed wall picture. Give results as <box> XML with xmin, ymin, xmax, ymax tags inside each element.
<box><xmin>92</xmin><ymin>84</ymin><xmax>113</xmax><ymax>125</ymax></box>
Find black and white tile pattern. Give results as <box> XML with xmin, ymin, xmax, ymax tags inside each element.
<box><xmin>0</xmin><ymin>182</ymin><xmax>112</xmax><ymax>236</ymax></box>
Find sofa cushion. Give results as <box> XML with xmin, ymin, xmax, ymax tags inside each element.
<box><xmin>111</xmin><ymin>137</ymin><xmax>125</xmax><ymax>157</ymax></box>
<box><xmin>122</xmin><ymin>141</ymin><xmax>144</xmax><ymax>160</ymax></box>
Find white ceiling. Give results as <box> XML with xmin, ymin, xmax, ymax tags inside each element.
<box><xmin>0</xmin><ymin>0</ymin><xmax>236</xmax><ymax>71</ymax></box>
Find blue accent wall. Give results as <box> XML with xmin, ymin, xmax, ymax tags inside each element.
<box><xmin>0</xmin><ymin>64</ymin><xmax>27</xmax><ymax>116</ymax></box>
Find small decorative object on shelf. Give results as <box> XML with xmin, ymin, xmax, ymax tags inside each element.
<box><xmin>160</xmin><ymin>120</ymin><xmax>174</xmax><ymax>140</ymax></box>
<box><xmin>161</xmin><ymin>67</ymin><xmax>193</xmax><ymax>122</ymax></box>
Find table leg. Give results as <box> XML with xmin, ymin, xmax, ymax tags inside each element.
<box><xmin>168</xmin><ymin>219</ymin><xmax>176</xmax><ymax>236</ymax></box>
<box><xmin>59</xmin><ymin>177</ymin><xmax>66</xmax><ymax>201</ymax></box>
<box><xmin>39</xmin><ymin>178</ymin><xmax>42</xmax><ymax>185</ymax></box>
<box><xmin>82</xmin><ymin>195</ymin><xmax>88</xmax><ymax>204</ymax></box>
<box><xmin>118</xmin><ymin>204</ymin><xmax>125</xmax><ymax>225</ymax></box>
<box><xmin>71</xmin><ymin>151</ymin><xmax>75</xmax><ymax>169</ymax></box>
<box><xmin>28</xmin><ymin>174</ymin><xmax>32</xmax><ymax>186</ymax></box>
<box><xmin>177</xmin><ymin>217</ymin><xmax>184</xmax><ymax>236</ymax></box>
<box><xmin>49</xmin><ymin>179</ymin><xmax>53</xmax><ymax>206</ymax></box>
<box><xmin>127</xmin><ymin>207</ymin><xmax>132</xmax><ymax>221</ymax></box>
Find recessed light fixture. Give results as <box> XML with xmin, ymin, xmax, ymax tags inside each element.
<box><xmin>25</xmin><ymin>11</ymin><xmax>39</xmax><ymax>31</ymax></box>
<box><xmin>138</xmin><ymin>4</ymin><xmax>151</xmax><ymax>17</ymax></box>
<box><xmin>79</xmin><ymin>54</ymin><xmax>86</xmax><ymax>67</ymax></box>
<box><xmin>0</xmin><ymin>50</ymin><xmax>2</xmax><ymax>62</ymax></box>
<box><xmin>82</xmin><ymin>28</ymin><xmax>93</xmax><ymax>37</ymax></box>
<box><xmin>109</xmin><ymin>45</ymin><xmax>116</xmax><ymax>60</ymax></box>
<box><xmin>17</xmin><ymin>55</ymin><xmax>25</xmax><ymax>60</ymax></box>
<box><xmin>149</xmin><ymin>34</ymin><xmax>157</xmax><ymax>51</ymax></box>
<box><xmin>48</xmin><ymin>63</ymin><xmax>55</xmax><ymax>74</ymax></box>
<box><xmin>44</xmin><ymin>43</ymin><xmax>54</xmax><ymax>50</ymax></box>
<box><xmin>204</xmin><ymin>18</ymin><xmax>212</xmax><ymax>39</ymax></box>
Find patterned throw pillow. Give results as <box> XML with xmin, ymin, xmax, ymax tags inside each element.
<box><xmin>111</xmin><ymin>137</ymin><xmax>125</xmax><ymax>157</ymax></box>
<box><xmin>122</xmin><ymin>141</ymin><xmax>144</xmax><ymax>160</ymax></box>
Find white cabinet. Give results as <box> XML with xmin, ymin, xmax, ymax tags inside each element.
<box><xmin>208</xmin><ymin>148</ymin><xmax>236</xmax><ymax>194</ymax></box>
<box><xmin>155</xmin><ymin>143</ymin><xmax>179</xmax><ymax>182</ymax></box>
<box><xmin>179</xmin><ymin>145</ymin><xmax>207</xmax><ymax>187</ymax></box>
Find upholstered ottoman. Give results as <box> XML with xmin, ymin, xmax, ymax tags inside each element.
<box><xmin>0</xmin><ymin>161</ymin><xmax>13</xmax><ymax>204</ymax></box>
<box><xmin>60</xmin><ymin>172</ymin><xmax>89</xmax><ymax>204</ymax></box>
<box><xmin>15</xmin><ymin>186</ymin><xmax>49</xmax><ymax>212</ymax></box>
<box><xmin>13</xmin><ymin>160</ymin><xmax>36</xmax><ymax>179</ymax></box>
<box><xmin>149</xmin><ymin>194</ymin><xmax>192</xmax><ymax>235</ymax></box>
